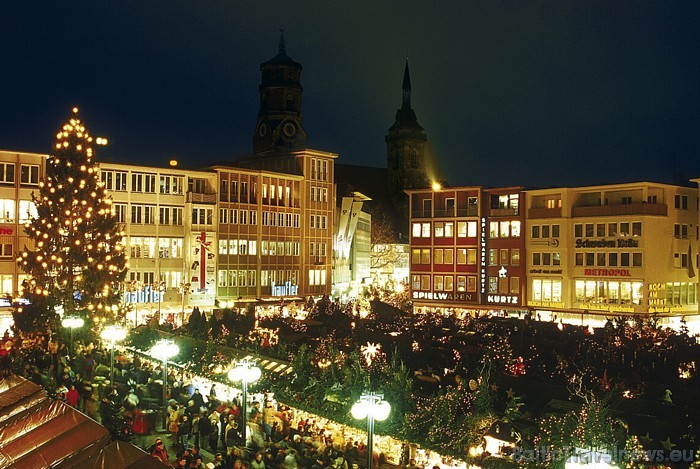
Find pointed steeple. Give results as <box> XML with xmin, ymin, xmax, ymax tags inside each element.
<box><xmin>278</xmin><ymin>29</ymin><xmax>286</xmax><ymax>55</ymax></box>
<box><xmin>402</xmin><ymin>59</ymin><xmax>411</xmax><ymax>109</ymax></box>
<box><xmin>389</xmin><ymin>60</ymin><xmax>423</xmax><ymax>131</ymax></box>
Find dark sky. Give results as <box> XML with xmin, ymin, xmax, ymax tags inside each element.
<box><xmin>2</xmin><ymin>1</ymin><xmax>699</xmax><ymax>187</ymax></box>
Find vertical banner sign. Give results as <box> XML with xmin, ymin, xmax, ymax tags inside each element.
<box><xmin>195</xmin><ymin>232</ymin><xmax>210</xmax><ymax>291</ymax></box>
<box><xmin>480</xmin><ymin>217</ymin><xmax>487</xmax><ymax>296</ymax></box>
<box><xmin>190</xmin><ymin>231</ymin><xmax>216</xmax><ymax>306</ymax></box>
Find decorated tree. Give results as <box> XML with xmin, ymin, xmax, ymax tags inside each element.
<box><xmin>17</xmin><ymin>108</ymin><xmax>127</xmax><ymax>329</ymax></box>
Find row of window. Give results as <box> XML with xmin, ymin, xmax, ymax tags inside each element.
<box><xmin>310</xmin><ymin>159</ymin><xmax>329</xmax><ymax>182</ymax></box>
<box><xmin>219</xmin><ymin>209</ymin><xmax>258</xmax><ymax>225</ymax></box>
<box><xmin>574</xmin><ymin>252</ymin><xmax>643</xmax><ymax>267</ymax></box>
<box><xmin>410</xmin><ymin>247</ymin><xmax>523</xmax><ymax>266</ymax></box>
<box><xmin>126</xmin><ymin>271</ymin><xmax>183</xmax><ymax>288</ymax></box>
<box><xmin>0</xmin><ymin>199</ymin><xmax>38</xmax><ymax>224</ymax></box>
<box><xmin>102</xmin><ymin>171</ymin><xmax>185</xmax><ymax>195</ymax></box>
<box><xmin>574</xmin><ymin>280</ymin><xmax>644</xmax><ymax>305</ymax></box>
<box><xmin>531</xmin><ymin>279</ymin><xmax>562</xmax><ymax>302</ymax></box>
<box><xmin>489</xmin><ymin>221</ymin><xmax>521</xmax><ymax>238</ymax></box>
<box><xmin>310</xmin><ymin>215</ymin><xmax>328</xmax><ymax>230</ymax></box>
<box><xmin>217</xmin><ymin>270</ymin><xmax>258</xmax><ymax>287</ymax></box>
<box><xmin>262</xmin><ymin>211</ymin><xmax>299</xmax><ymax>228</ymax></box>
<box><xmin>412</xmin><ymin>221</ymin><xmax>479</xmax><ymax>238</ymax></box>
<box><xmin>531</xmin><ymin>252</ymin><xmax>561</xmax><ymax>266</ymax></box>
<box><xmin>128</xmin><ymin>237</ymin><xmax>183</xmax><ymax>259</ymax></box>
<box><xmin>488</xmin><ymin>276</ymin><xmax>521</xmax><ymax>294</ymax></box>
<box><xmin>219</xmin><ymin>179</ymin><xmax>252</xmax><ymax>203</ymax></box>
<box><xmin>531</xmin><ymin>224</ymin><xmax>560</xmax><ymax>239</ymax></box>
<box><xmin>262</xmin><ymin>183</ymin><xmax>293</xmax><ymax>205</ymax></box>
<box><xmin>0</xmin><ymin>163</ymin><xmax>39</xmax><ymax>185</ymax></box>
<box><xmin>308</xmin><ymin>268</ymin><xmax>328</xmax><ymax>286</ymax></box>
<box><xmin>310</xmin><ymin>186</ymin><xmax>328</xmax><ymax>203</ymax></box>
<box><xmin>674</xmin><ymin>224</ymin><xmax>692</xmax><ymax>239</ymax></box>
<box><xmin>574</xmin><ymin>222</ymin><xmax>642</xmax><ymax>238</ymax></box>
<box><xmin>218</xmin><ymin>239</ymin><xmax>257</xmax><ymax>256</ymax></box>
<box><xmin>113</xmin><ymin>204</ymin><xmax>184</xmax><ymax>225</ymax></box>
<box><xmin>412</xmin><ymin>274</ymin><xmax>479</xmax><ymax>293</ymax></box>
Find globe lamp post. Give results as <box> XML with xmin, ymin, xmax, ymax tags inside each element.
<box><xmin>351</xmin><ymin>392</ymin><xmax>391</xmax><ymax>469</ymax></box>
<box><xmin>100</xmin><ymin>325</ymin><xmax>127</xmax><ymax>386</ymax></box>
<box><xmin>61</xmin><ymin>316</ymin><xmax>84</xmax><ymax>357</ymax></box>
<box><xmin>151</xmin><ymin>339</ymin><xmax>179</xmax><ymax>430</ymax></box>
<box><xmin>228</xmin><ymin>360</ymin><xmax>261</xmax><ymax>446</ymax></box>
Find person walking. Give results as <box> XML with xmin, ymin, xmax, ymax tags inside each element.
<box><xmin>198</xmin><ymin>410</ymin><xmax>212</xmax><ymax>450</ymax></box>
<box><xmin>179</xmin><ymin>414</ymin><xmax>192</xmax><ymax>450</ymax></box>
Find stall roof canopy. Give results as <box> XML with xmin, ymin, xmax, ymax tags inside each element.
<box><xmin>0</xmin><ymin>374</ymin><xmax>111</xmax><ymax>468</ymax></box>
<box><xmin>76</xmin><ymin>441</ymin><xmax>168</xmax><ymax>469</ymax></box>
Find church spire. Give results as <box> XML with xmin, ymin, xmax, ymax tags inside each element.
<box><xmin>402</xmin><ymin>59</ymin><xmax>411</xmax><ymax>109</ymax></box>
<box><xmin>278</xmin><ymin>29</ymin><xmax>286</xmax><ymax>55</ymax></box>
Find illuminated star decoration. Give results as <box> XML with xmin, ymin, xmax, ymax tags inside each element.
<box><xmin>506</xmin><ymin>388</ymin><xmax>516</xmax><ymax>399</ymax></box>
<box><xmin>638</xmin><ymin>432</ymin><xmax>653</xmax><ymax>447</ymax></box>
<box><xmin>660</xmin><ymin>437</ymin><xmax>676</xmax><ymax>452</ymax></box>
<box><xmin>361</xmin><ymin>342</ymin><xmax>381</xmax><ymax>366</ymax></box>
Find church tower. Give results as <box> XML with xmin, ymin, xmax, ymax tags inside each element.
<box><xmin>386</xmin><ymin>60</ymin><xmax>429</xmax><ymax>217</ymax></box>
<box><xmin>253</xmin><ymin>31</ymin><xmax>308</xmax><ymax>154</ymax></box>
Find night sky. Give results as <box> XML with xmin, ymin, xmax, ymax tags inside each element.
<box><xmin>2</xmin><ymin>1</ymin><xmax>699</xmax><ymax>188</ymax></box>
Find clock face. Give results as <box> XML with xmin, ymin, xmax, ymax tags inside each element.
<box><xmin>282</xmin><ymin>121</ymin><xmax>297</xmax><ymax>138</ymax></box>
<box><xmin>258</xmin><ymin>123</ymin><xmax>267</xmax><ymax>137</ymax></box>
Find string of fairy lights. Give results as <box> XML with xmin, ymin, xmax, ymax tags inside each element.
<box><xmin>18</xmin><ymin>107</ymin><xmax>127</xmax><ymax>322</ymax></box>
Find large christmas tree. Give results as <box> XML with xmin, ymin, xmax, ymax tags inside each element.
<box><xmin>16</xmin><ymin>108</ymin><xmax>127</xmax><ymax>329</ymax></box>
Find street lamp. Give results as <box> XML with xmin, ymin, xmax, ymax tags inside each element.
<box><xmin>61</xmin><ymin>316</ymin><xmax>84</xmax><ymax>357</ymax></box>
<box><xmin>179</xmin><ymin>282</ymin><xmax>191</xmax><ymax>327</ymax></box>
<box><xmin>156</xmin><ymin>281</ymin><xmax>166</xmax><ymax>319</ymax></box>
<box><xmin>351</xmin><ymin>392</ymin><xmax>391</xmax><ymax>469</ymax></box>
<box><xmin>100</xmin><ymin>325</ymin><xmax>127</xmax><ymax>385</ymax></box>
<box><xmin>228</xmin><ymin>359</ymin><xmax>261</xmax><ymax>446</ymax></box>
<box><xmin>151</xmin><ymin>339</ymin><xmax>179</xmax><ymax>430</ymax></box>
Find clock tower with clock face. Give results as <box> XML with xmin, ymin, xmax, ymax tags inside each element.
<box><xmin>253</xmin><ymin>31</ymin><xmax>308</xmax><ymax>154</ymax></box>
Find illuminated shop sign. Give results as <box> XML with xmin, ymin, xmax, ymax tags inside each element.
<box><xmin>529</xmin><ymin>269</ymin><xmax>563</xmax><ymax>274</ymax></box>
<box><xmin>528</xmin><ymin>300</ymin><xmax>565</xmax><ymax>308</ymax></box>
<box><xmin>578</xmin><ymin>303</ymin><xmax>635</xmax><ymax>313</ymax></box>
<box><xmin>271</xmin><ymin>281</ymin><xmax>298</xmax><ymax>297</ymax></box>
<box><xmin>487</xmin><ymin>294</ymin><xmax>519</xmax><ymax>304</ymax></box>
<box><xmin>575</xmin><ymin>239</ymin><xmax>638</xmax><ymax>248</ymax></box>
<box><xmin>648</xmin><ymin>283</ymin><xmax>666</xmax><ymax>306</ymax></box>
<box><xmin>123</xmin><ymin>286</ymin><xmax>162</xmax><ymax>304</ymax></box>
<box><xmin>480</xmin><ymin>217</ymin><xmax>486</xmax><ymax>294</ymax></box>
<box><xmin>0</xmin><ymin>227</ymin><xmax>13</xmax><ymax>235</ymax></box>
<box><xmin>412</xmin><ymin>291</ymin><xmax>474</xmax><ymax>301</ymax></box>
<box><xmin>583</xmin><ymin>269</ymin><xmax>631</xmax><ymax>277</ymax></box>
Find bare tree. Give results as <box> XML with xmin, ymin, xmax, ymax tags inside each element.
<box><xmin>369</xmin><ymin>205</ymin><xmax>402</xmax><ymax>271</ymax></box>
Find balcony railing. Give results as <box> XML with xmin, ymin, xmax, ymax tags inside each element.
<box><xmin>187</xmin><ymin>192</ymin><xmax>217</xmax><ymax>204</ymax></box>
<box><xmin>456</xmin><ymin>207</ymin><xmax>479</xmax><ymax>217</ymax></box>
<box><xmin>528</xmin><ymin>207</ymin><xmax>562</xmax><ymax>219</ymax></box>
<box><xmin>572</xmin><ymin>203</ymin><xmax>667</xmax><ymax>218</ymax></box>
<box><xmin>489</xmin><ymin>207</ymin><xmax>519</xmax><ymax>217</ymax></box>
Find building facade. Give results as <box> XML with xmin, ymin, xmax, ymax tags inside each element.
<box><xmin>407</xmin><ymin>186</ymin><xmax>527</xmax><ymax>315</ymax></box>
<box><xmin>0</xmin><ymin>150</ymin><xmax>46</xmax><ymax>296</ymax></box>
<box><xmin>526</xmin><ymin>182</ymin><xmax>698</xmax><ymax>321</ymax></box>
<box><xmin>408</xmin><ymin>182</ymin><xmax>699</xmax><ymax>321</ymax></box>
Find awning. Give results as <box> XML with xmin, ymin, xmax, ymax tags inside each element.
<box><xmin>0</xmin><ymin>375</ymin><xmax>110</xmax><ymax>468</ymax></box>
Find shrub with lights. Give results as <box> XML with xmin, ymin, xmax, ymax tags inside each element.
<box><xmin>16</xmin><ymin>108</ymin><xmax>127</xmax><ymax>331</ymax></box>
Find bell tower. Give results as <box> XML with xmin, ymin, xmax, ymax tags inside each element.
<box><xmin>386</xmin><ymin>60</ymin><xmax>429</xmax><ymax>215</ymax></box>
<box><xmin>253</xmin><ymin>31</ymin><xmax>308</xmax><ymax>154</ymax></box>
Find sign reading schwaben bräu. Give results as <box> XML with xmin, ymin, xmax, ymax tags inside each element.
<box><xmin>575</xmin><ymin>238</ymin><xmax>639</xmax><ymax>248</ymax></box>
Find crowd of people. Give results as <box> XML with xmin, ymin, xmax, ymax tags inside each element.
<box><xmin>0</xmin><ymin>329</ymin><xmax>395</xmax><ymax>469</ymax></box>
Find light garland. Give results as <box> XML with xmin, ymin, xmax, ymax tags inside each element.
<box><xmin>17</xmin><ymin>107</ymin><xmax>127</xmax><ymax>323</ymax></box>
